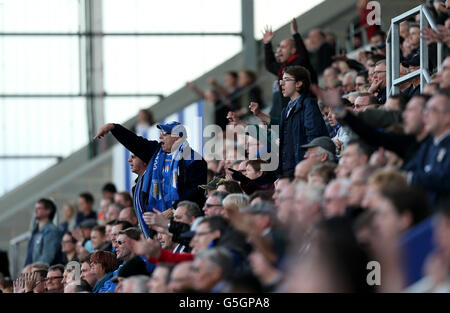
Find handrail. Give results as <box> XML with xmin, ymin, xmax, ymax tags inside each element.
<box><xmin>386</xmin><ymin>5</ymin><xmax>443</xmax><ymax>97</ymax></box>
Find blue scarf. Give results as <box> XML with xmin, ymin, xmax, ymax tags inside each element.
<box><xmin>141</xmin><ymin>141</ymin><xmax>189</xmax><ymax>213</ymax></box>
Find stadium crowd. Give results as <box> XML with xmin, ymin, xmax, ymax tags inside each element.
<box><xmin>1</xmin><ymin>0</ymin><xmax>450</xmax><ymax>294</ymax></box>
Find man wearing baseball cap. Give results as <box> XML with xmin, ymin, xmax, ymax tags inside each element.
<box><xmin>301</xmin><ymin>136</ymin><xmax>337</xmax><ymax>164</ymax></box>
<box><xmin>94</xmin><ymin>121</ymin><xmax>207</xmax><ymax>239</ymax></box>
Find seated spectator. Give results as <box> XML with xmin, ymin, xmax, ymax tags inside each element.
<box><xmin>222</xmin><ymin>194</ymin><xmax>250</xmax><ymax>221</ymax></box>
<box><xmin>249</xmin><ymin>190</ymin><xmax>275</xmax><ymax>205</ymax></box>
<box><xmin>272</xmin><ymin>175</ymin><xmax>294</xmax><ymax>209</ymax></box>
<box><xmin>401</xmin><ymin>53</ymin><xmax>421</xmax><ymax>99</ymax></box>
<box><xmin>384</xmin><ymin>94</ymin><xmax>408</xmax><ymax>112</ymax></box>
<box><xmin>355</xmin><ymin>71</ymin><xmax>369</xmax><ymax>91</ymax></box>
<box><xmin>45</xmin><ymin>264</ymin><xmax>64</xmax><ymax>293</ymax></box>
<box><xmin>340</xmin><ymin>139</ymin><xmax>374</xmax><ymax>177</ymax></box>
<box><xmin>323</xmin><ymin>179</ymin><xmax>352</xmax><ymax>218</ymax></box>
<box><xmin>308</xmin><ymin>163</ymin><xmax>337</xmax><ymax>186</ymax></box>
<box><xmin>91</xmin><ymin>225</ymin><xmax>111</xmax><ymax>252</ymax></box>
<box><xmin>78</xmin><ymin>218</ymin><xmax>97</xmax><ymax>253</ymax></box>
<box><xmin>14</xmin><ymin>262</ymin><xmax>49</xmax><ymax>293</ymax></box>
<box><xmin>98</xmin><ymin>197</ymin><xmax>113</xmax><ymax>226</ymax></box>
<box><xmin>368</xmin><ymin>59</ymin><xmax>387</xmax><ymax>104</ymax></box>
<box><xmin>293</xmin><ymin>159</ymin><xmax>315</xmax><ymax>184</ymax></box>
<box><xmin>302</xmin><ymin>136</ymin><xmax>337</xmax><ymax>164</ymax></box>
<box><xmin>372</xmin><ymin>186</ymin><xmax>430</xmax><ymax>240</ymax></box>
<box><xmin>117</xmin><ymin>275</ymin><xmax>150</xmax><ymax>293</ymax></box>
<box><xmin>353</xmin><ymin>93</ymin><xmax>379</xmax><ymax>113</ymax></box>
<box><xmin>201</xmin><ymin>191</ymin><xmax>229</xmax><ymax>217</ymax></box>
<box><xmin>58</xmin><ymin>203</ymin><xmax>77</xmax><ymax>238</ymax></box>
<box><xmin>342</xmin><ymin>72</ymin><xmax>357</xmax><ymax>94</ymax></box>
<box><xmin>168</xmin><ymin>261</ymin><xmax>194</xmax><ymax>292</ymax></box>
<box><xmin>106</xmin><ymin>202</ymin><xmax>124</xmax><ymax>224</ymax></box>
<box><xmin>348</xmin><ymin>165</ymin><xmax>380</xmax><ymax>209</ymax></box>
<box><xmin>115</xmin><ymin>191</ymin><xmax>133</xmax><ymax>209</ymax></box>
<box><xmin>90</xmin><ymin>251</ymin><xmax>120</xmax><ymax>293</ymax></box>
<box><xmin>362</xmin><ymin>168</ymin><xmax>408</xmax><ymax>210</ymax></box>
<box><xmin>102</xmin><ymin>182</ymin><xmax>117</xmax><ymax>202</ymax></box>
<box><xmin>80</xmin><ymin>254</ymin><xmax>97</xmax><ymax>288</ymax></box>
<box><xmin>147</xmin><ymin>263</ymin><xmax>174</xmax><ymax>293</ymax></box>
<box><xmin>323</xmin><ymin>67</ymin><xmax>341</xmax><ymax>89</ymax></box>
<box><xmin>61</xmin><ymin>232</ymin><xmax>79</xmax><ymax>265</ymax></box>
<box><xmin>75</xmin><ymin>240</ymin><xmax>89</xmax><ymax>261</ymax></box>
<box><xmin>327</xmin><ymin>109</ymin><xmax>353</xmax><ymax>153</ymax></box>
<box><xmin>191</xmin><ymin>247</ymin><xmax>233</xmax><ymax>292</ymax></box>
<box><xmin>76</xmin><ymin>192</ymin><xmax>97</xmax><ymax>227</ymax></box>
<box><xmin>216</xmin><ymin>180</ymin><xmax>243</xmax><ymax>194</ymax></box>
<box><xmin>119</xmin><ymin>207</ymin><xmax>138</xmax><ymax>226</ymax></box>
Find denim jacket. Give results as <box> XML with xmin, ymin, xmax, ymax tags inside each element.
<box><xmin>24</xmin><ymin>221</ymin><xmax>60</xmax><ymax>267</ymax></box>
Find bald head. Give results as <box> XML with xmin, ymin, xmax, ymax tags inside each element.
<box><xmin>278</xmin><ymin>38</ymin><xmax>297</xmax><ymax>63</ymax></box>
<box><xmin>294</xmin><ymin>159</ymin><xmax>314</xmax><ymax>183</ymax></box>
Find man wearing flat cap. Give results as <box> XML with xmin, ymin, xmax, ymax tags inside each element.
<box><xmin>94</xmin><ymin>121</ymin><xmax>207</xmax><ymax>239</ymax></box>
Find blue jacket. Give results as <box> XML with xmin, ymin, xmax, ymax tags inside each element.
<box><xmin>404</xmin><ymin>134</ymin><xmax>450</xmax><ymax>207</ymax></box>
<box><xmin>24</xmin><ymin>221</ymin><xmax>61</xmax><ymax>267</ymax></box>
<box><xmin>278</xmin><ymin>94</ymin><xmax>329</xmax><ymax>176</ymax></box>
<box><xmin>93</xmin><ymin>271</ymin><xmax>115</xmax><ymax>293</ymax></box>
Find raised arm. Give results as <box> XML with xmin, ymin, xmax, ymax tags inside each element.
<box><xmin>263</xmin><ymin>26</ymin><xmax>281</xmax><ymax>76</ymax></box>
<box><xmin>94</xmin><ymin>123</ymin><xmax>160</xmax><ymax>163</ymax></box>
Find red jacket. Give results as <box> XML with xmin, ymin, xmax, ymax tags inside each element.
<box><xmin>148</xmin><ymin>249</ymin><xmax>194</xmax><ymax>264</ymax></box>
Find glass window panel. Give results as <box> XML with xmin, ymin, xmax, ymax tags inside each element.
<box><xmin>0</xmin><ymin>97</ymin><xmax>87</xmax><ymax>156</ymax></box>
<box><xmin>103</xmin><ymin>97</ymin><xmax>160</xmax><ymax>125</ymax></box>
<box><xmin>254</xmin><ymin>0</ymin><xmax>325</xmax><ymax>39</ymax></box>
<box><xmin>103</xmin><ymin>0</ymin><xmax>241</xmax><ymax>33</ymax></box>
<box><xmin>0</xmin><ymin>37</ymin><xmax>80</xmax><ymax>94</ymax></box>
<box><xmin>0</xmin><ymin>0</ymin><xmax>79</xmax><ymax>33</ymax></box>
<box><xmin>0</xmin><ymin>97</ymin><xmax>87</xmax><ymax>197</ymax></box>
<box><xmin>103</xmin><ymin>36</ymin><xmax>242</xmax><ymax>95</ymax></box>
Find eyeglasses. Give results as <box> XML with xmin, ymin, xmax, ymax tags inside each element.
<box><xmin>204</xmin><ymin>203</ymin><xmax>222</xmax><ymax>208</ymax></box>
<box><xmin>45</xmin><ymin>276</ymin><xmax>64</xmax><ymax>281</ymax></box>
<box><xmin>193</xmin><ymin>230</ymin><xmax>213</xmax><ymax>237</ymax></box>
<box><xmin>116</xmin><ymin>240</ymin><xmax>126</xmax><ymax>245</ymax></box>
<box><xmin>279</xmin><ymin>78</ymin><xmax>296</xmax><ymax>84</ymax></box>
<box><xmin>372</xmin><ymin>70</ymin><xmax>386</xmax><ymax>75</ymax></box>
<box><xmin>62</xmin><ymin>240</ymin><xmax>73</xmax><ymax>244</ymax></box>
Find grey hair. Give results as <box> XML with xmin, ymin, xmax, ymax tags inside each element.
<box><xmin>177</xmin><ymin>200</ymin><xmax>202</xmax><ymax>219</ymax></box>
<box><xmin>222</xmin><ymin>194</ymin><xmax>249</xmax><ymax>211</ymax></box>
<box><xmin>196</xmin><ymin>247</ymin><xmax>233</xmax><ymax>280</ymax></box>
<box><xmin>121</xmin><ymin>275</ymin><xmax>151</xmax><ymax>293</ymax></box>
<box><xmin>295</xmin><ymin>182</ymin><xmax>325</xmax><ymax>206</ymax></box>
<box><xmin>343</xmin><ymin>71</ymin><xmax>357</xmax><ymax>82</ymax></box>
<box><xmin>210</xmin><ymin>191</ymin><xmax>230</xmax><ymax>205</ymax></box>
<box><xmin>327</xmin><ymin>178</ymin><xmax>351</xmax><ymax>198</ymax></box>
<box><xmin>316</xmin><ymin>146</ymin><xmax>336</xmax><ymax>162</ymax></box>
<box><xmin>109</xmin><ymin>202</ymin><xmax>124</xmax><ymax>213</ymax></box>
